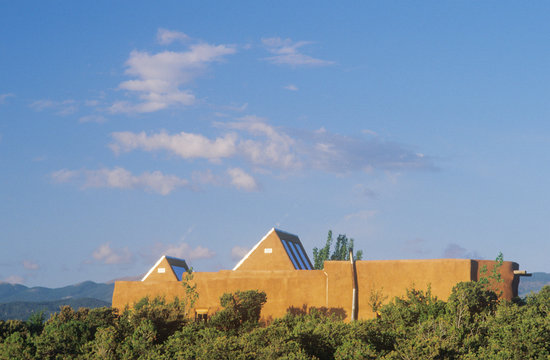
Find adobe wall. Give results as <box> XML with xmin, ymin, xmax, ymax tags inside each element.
<box><xmin>472</xmin><ymin>259</ymin><xmax>519</xmax><ymax>299</ymax></box>
<box><xmin>323</xmin><ymin>259</ymin><xmax>475</xmax><ymax>319</ymax></box>
<box><xmin>143</xmin><ymin>256</ymin><xmax>178</xmax><ymax>282</ymax></box>
<box><xmin>112</xmin><ymin>259</ymin><xmax>520</xmax><ymax>321</ymax></box>
<box><xmin>234</xmin><ymin>231</ymin><xmax>296</xmax><ymax>271</ymax></box>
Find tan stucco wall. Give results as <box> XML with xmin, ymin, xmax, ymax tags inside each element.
<box><xmin>235</xmin><ymin>231</ymin><xmax>296</xmax><ymax>271</ymax></box>
<box><xmin>112</xmin><ymin>259</ymin><xmax>520</xmax><ymax>321</ymax></box>
<box><xmin>143</xmin><ymin>257</ymin><xmax>178</xmax><ymax>282</ymax></box>
<box><xmin>472</xmin><ymin>259</ymin><xmax>519</xmax><ymax>299</ymax></box>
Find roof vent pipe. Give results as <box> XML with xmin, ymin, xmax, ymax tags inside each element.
<box><xmin>350</xmin><ymin>248</ymin><xmax>358</xmax><ymax>321</ymax></box>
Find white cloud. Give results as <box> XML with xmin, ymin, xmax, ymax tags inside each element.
<box><xmin>110</xmin><ymin>117</ymin><xmax>301</xmax><ymax>173</ymax></box>
<box><xmin>92</xmin><ymin>243</ymin><xmax>133</xmax><ymax>264</ymax></box>
<box><xmin>362</xmin><ymin>129</ymin><xmax>378</xmax><ymax>136</ymax></box>
<box><xmin>157</xmin><ymin>28</ymin><xmax>190</xmax><ymax>45</ymax></box>
<box><xmin>227</xmin><ymin>167</ymin><xmax>259</xmax><ymax>191</ymax></box>
<box><xmin>30</xmin><ymin>100</ymin><xmax>54</xmax><ymax>110</ymax></box>
<box><xmin>284</xmin><ymin>84</ymin><xmax>298</xmax><ymax>91</ymax></box>
<box><xmin>79</xmin><ymin>115</ymin><xmax>107</xmax><ymax>123</ymax></box>
<box><xmin>23</xmin><ymin>260</ymin><xmax>39</xmax><ymax>271</ymax></box>
<box><xmin>221</xmin><ymin>102</ymin><xmax>248</xmax><ymax>112</ymax></box>
<box><xmin>443</xmin><ymin>244</ymin><xmax>482</xmax><ymax>259</ymax></box>
<box><xmin>30</xmin><ymin>99</ymin><xmax>78</xmax><ymax>115</ymax></box>
<box><xmin>111</xmin><ymin>41</ymin><xmax>236</xmax><ymax>113</ymax></box>
<box><xmin>51</xmin><ymin>169</ymin><xmax>79</xmax><ymax>183</ymax></box>
<box><xmin>2</xmin><ymin>275</ymin><xmax>24</xmax><ymax>284</ymax></box>
<box><xmin>108</xmin><ymin>116</ymin><xmax>433</xmax><ymax>186</ymax></box>
<box><xmin>110</xmin><ymin>130</ymin><xmax>238</xmax><ymax>161</ymax></box>
<box><xmin>84</xmin><ymin>100</ymin><xmax>100</xmax><ymax>107</ymax></box>
<box><xmin>299</xmin><ymin>130</ymin><xmax>432</xmax><ymax>173</ymax></box>
<box><xmin>153</xmin><ymin>242</ymin><xmax>215</xmax><ymax>260</ymax></box>
<box><xmin>222</xmin><ymin>115</ymin><xmax>301</xmax><ymax>169</ymax></box>
<box><xmin>0</xmin><ymin>93</ymin><xmax>14</xmax><ymax>104</ymax></box>
<box><xmin>231</xmin><ymin>246</ymin><xmax>249</xmax><ymax>261</ymax></box>
<box><xmin>192</xmin><ymin>169</ymin><xmax>221</xmax><ymax>186</ymax></box>
<box><xmin>262</xmin><ymin>37</ymin><xmax>334</xmax><ymax>67</ymax></box>
<box><xmin>52</xmin><ymin>167</ymin><xmax>188</xmax><ymax>195</ymax></box>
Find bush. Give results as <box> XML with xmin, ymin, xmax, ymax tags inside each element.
<box><xmin>210</xmin><ymin>290</ymin><xmax>267</xmax><ymax>333</ymax></box>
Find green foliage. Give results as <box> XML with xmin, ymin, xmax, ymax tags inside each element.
<box><xmin>210</xmin><ymin>290</ymin><xmax>267</xmax><ymax>333</ymax></box>
<box><xmin>368</xmin><ymin>287</ymin><xmax>388</xmax><ymax>314</ymax></box>
<box><xmin>446</xmin><ymin>281</ymin><xmax>498</xmax><ymax>329</ymax></box>
<box><xmin>312</xmin><ymin>230</ymin><xmax>363</xmax><ymax>270</ymax></box>
<box><xmin>2</xmin><ymin>282</ymin><xmax>550</xmax><ymax>359</ymax></box>
<box><xmin>479</xmin><ymin>252</ymin><xmax>505</xmax><ymax>296</ymax></box>
<box><xmin>181</xmin><ymin>267</ymin><xmax>199</xmax><ymax>311</ymax></box>
<box><xmin>123</xmin><ymin>296</ymin><xmax>190</xmax><ymax>343</ymax></box>
<box><xmin>379</xmin><ymin>286</ymin><xmax>446</xmax><ymax>332</ymax></box>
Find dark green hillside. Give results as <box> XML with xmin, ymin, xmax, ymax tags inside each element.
<box><xmin>0</xmin><ymin>283</ymin><xmax>27</xmax><ymax>299</ymax></box>
<box><xmin>518</xmin><ymin>272</ymin><xmax>550</xmax><ymax>297</ymax></box>
<box><xmin>0</xmin><ymin>281</ymin><xmax>113</xmax><ymax>303</ymax></box>
<box><xmin>0</xmin><ymin>298</ymin><xmax>110</xmax><ymax>320</ymax></box>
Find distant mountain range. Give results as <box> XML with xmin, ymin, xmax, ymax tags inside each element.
<box><xmin>0</xmin><ymin>298</ymin><xmax>110</xmax><ymax>321</ymax></box>
<box><xmin>518</xmin><ymin>272</ymin><xmax>550</xmax><ymax>297</ymax></box>
<box><xmin>0</xmin><ymin>281</ymin><xmax>114</xmax><ymax>320</ymax></box>
<box><xmin>0</xmin><ymin>281</ymin><xmax>114</xmax><ymax>304</ymax></box>
<box><xmin>0</xmin><ymin>272</ymin><xmax>547</xmax><ymax>320</ymax></box>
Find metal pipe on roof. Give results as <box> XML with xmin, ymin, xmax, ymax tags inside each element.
<box><xmin>350</xmin><ymin>248</ymin><xmax>358</xmax><ymax>321</ymax></box>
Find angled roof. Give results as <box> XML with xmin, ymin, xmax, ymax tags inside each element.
<box><xmin>233</xmin><ymin>228</ymin><xmax>314</xmax><ymax>271</ymax></box>
<box><xmin>141</xmin><ymin>255</ymin><xmax>189</xmax><ymax>282</ymax></box>
<box><xmin>274</xmin><ymin>229</ymin><xmax>314</xmax><ymax>270</ymax></box>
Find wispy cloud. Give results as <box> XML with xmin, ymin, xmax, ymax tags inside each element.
<box><xmin>110</xmin><ymin>131</ymin><xmax>238</xmax><ymax>161</ymax></box>
<box><xmin>109</xmin><ymin>116</ymin><xmax>433</xmax><ymax>177</ymax></box>
<box><xmin>231</xmin><ymin>246</ymin><xmax>249</xmax><ymax>261</ymax></box>
<box><xmin>443</xmin><ymin>243</ymin><xmax>482</xmax><ymax>259</ymax></box>
<box><xmin>284</xmin><ymin>84</ymin><xmax>298</xmax><ymax>91</ymax></box>
<box><xmin>23</xmin><ymin>260</ymin><xmax>39</xmax><ymax>271</ymax></box>
<box><xmin>110</xmin><ymin>38</ymin><xmax>236</xmax><ymax>113</ymax></box>
<box><xmin>0</xmin><ymin>93</ymin><xmax>14</xmax><ymax>104</ymax></box>
<box><xmin>299</xmin><ymin>129</ymin><xmax>433</xmax><ymax>173</ymax></box>
<box><xmin>262</xmin><ymin>37</ymin><xmax>334</xmax><ymax>67</ymax></box>
<box><xmin>362</xmin><ymin>129</ymin><xmax>378</xmax><ymax>136</ymax></box>
<box><xmin>92</xmin><ymin>243</ymin><xmax>133</xmax><ymax>264</ymax></box>
<box><xmin>227</xmin><ymin>167</ymin><xmax>259</xmax><ymax>191</ymax></box>
<box><xmin>222</xmin><ymin>115</ymin><xmax>301</xmax><ymax>169</ymax></box>
<box><xmin>79</xmin><ymin>115</ymin><xmax>107</xmax><ymax>123</ymax></box>
<box><xmin>402</xmin><ymin>238</ymin><xmax>431</xmax><ymax>256</ymax></box>
<box><xmin>149</xmin><ymin>241</ymin><xmax>215</xmax><ymax>262</ymax></box>
<box><xmin>51</xmin><ymin>167</ymin><xmax>189</xmax><ymax>195</ymax></box>
<box><xmin>2</xmin><ymin>275</ymin><xmax>24</xmax><ymax>284</ymax></box>
<box><xmin>157</xmin><ymin>28</ymin><xmax>190</xmax><ymax>45</ymax></box>
<box><xmin>30</xmin><ymin>99</ymin><xmax>78</xmax><ymax>115</ymax></box>
<box><xmin>353</xmin><ymin>184</ymin><xmax>378</xmax><ymax>199</ymax></box>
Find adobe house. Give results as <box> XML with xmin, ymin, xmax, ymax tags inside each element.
<box><xmin>112</xmin><ymin>228</ymin><xmax>529</xmax><ymax>321</ymax></box>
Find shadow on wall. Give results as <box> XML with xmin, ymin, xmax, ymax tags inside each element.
<box><xmin>287</xmin><ymin>304</ymin><xmax>347</xmax><ymax>320</ymax></box>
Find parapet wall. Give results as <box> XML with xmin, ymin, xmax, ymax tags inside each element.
<box><xmin>112</xmin><ymin>259</ymin><xmax>520</xmax><ymax>321</ymax></box>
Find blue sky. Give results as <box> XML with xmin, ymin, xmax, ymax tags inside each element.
<box><xmin>1</xmin><ymin>1</ymin><xmax>549</xmax><ymax>287</ymax></box>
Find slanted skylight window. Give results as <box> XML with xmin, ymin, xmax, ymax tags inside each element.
<box><xmin>279</xmin><ymin>238</ymin><xmax>313</xmax><ymax>270</ymax></box>
<box><xmin>290</xmin><ymin>241</ymin><xmax>308</xmax><ymax>269</ymax></box>
<box><xmin>281</xmin><ymin>239</ymin><xmax>301</xmax><ymax>269</ymax></box>
<box><xmin>171</xmin><ymin>265</ymin><xmax>188</xmax><ymax>281</ymax></box>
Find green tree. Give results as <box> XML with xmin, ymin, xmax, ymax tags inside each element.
<box><xmin>210</xmin><ymin>290</ymin><xmax>267</xmax><ymax>333</ymax></box>
<box><xmin>479</xmin><ymin>252</ymin><xmax>505</xmax><ymax>296</ymax></box>
<box><xmin>312</xmin><ymin>230</ymin><xmax>363</xmax><ymax>270</ymax></box>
